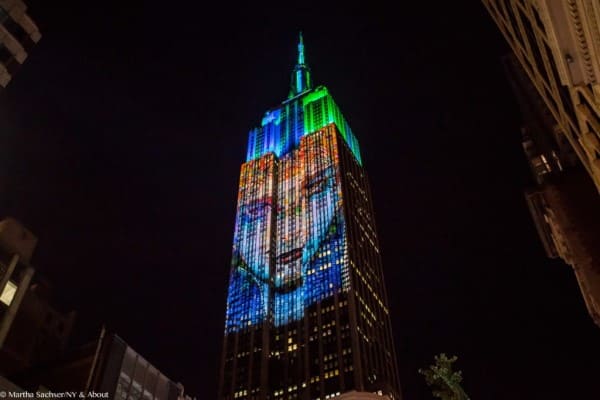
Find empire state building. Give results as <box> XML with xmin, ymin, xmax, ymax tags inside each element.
<box><xmin>219</xmin><ymin>34</ymin><xmax>402</xmax><ymax>400</ymax></box>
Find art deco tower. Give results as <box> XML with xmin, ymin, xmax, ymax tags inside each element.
<box><xmin>219</xmin><ymin>34</ymin><xmax>401</xmax><ymax>400</ymax></box>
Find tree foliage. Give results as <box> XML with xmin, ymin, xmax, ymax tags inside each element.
<box><xmin>418</xmin><ymin>353</ymin><xmax>470</xmax><ymax>400</ymax></box>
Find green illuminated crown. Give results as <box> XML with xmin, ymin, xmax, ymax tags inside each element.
<box><xmin>246</xmin><ymin>33</ymin><xmax>362</xmax><ymax>164</ymax></box>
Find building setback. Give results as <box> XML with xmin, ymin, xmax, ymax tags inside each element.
<box><xmin>218</xmin><ymin>35</ymin><xmax>401</xmax><ymax>400</ymax></box>
<box><xmin>0</xmin><ymin>0</ymin><xmax>40</xmax><ymax>88</ymax></box>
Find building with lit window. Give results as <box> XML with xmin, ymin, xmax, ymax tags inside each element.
<box><xmin>0</xmin><ymin>218</ymin><xmax>37</xmax><ymax>351</ymax></box>
<box><xmin>218</xmin><ymin>34</ymin><xmax>401</xmax><ymax>400</ymax></box>
<box><xmin>0</xmin><ymin>278</ymin><xmax>76</xmax><ymax>377</ymax></box>
<box><xmin>482</xmin><ymin>0</ymin><xmax>600</xmax><ymax>193</ymax></box>
<box><xmin>0</xmin><ymin>0</ymin><xmax>41</xmax><ymax>88</ymax></box>
<box><xmin>0</xmin><ymin>218</ymin><xmax>77</xmax><ymax>381</ymax></box>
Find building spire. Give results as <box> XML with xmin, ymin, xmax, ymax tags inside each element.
<box><xmin>289</xmin><ymin>32</ymin><xmax>312</xmax><ymax>98</ymax></box>
<box><xmin>298</xmin><ymin>31</ymin><xmax>305</xmax><ymax>65</ymax></box>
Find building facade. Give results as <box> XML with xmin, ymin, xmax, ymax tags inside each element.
<box><xmin>507</xmin><ymin>49</ymin><xmax>600</xmax><ymax>327</ymax></box>
<box><xmin>482</xmin><ymin>0</ymin><xmax>600</xmax><ymax>193</ymax></box>
<box><xmin>218</xmin><ymin>35</ymin><xmax>401</xmax><ymax>400</ymax></box>
<box><xmin>485</xmin><ymin>1</ymin><xmax>600</xmax><ymax>327</ymax></box>
<box><xmin>0</xmin><ymin>0</ymin><xmax>40</xmax><ymax>88</ymax></box>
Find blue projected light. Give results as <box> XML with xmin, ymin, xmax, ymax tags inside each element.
<box><xmin>225</xmin><ymin>127</ymin><xmax>349</xmax><ymax>332</ymax></box>
<box><xmin>245</xmin><ymin>86</ymin><xmax>362</xmax><ymax>165</ymax></box>
<box><xmin>225</xmin><ymin>36</ymin><xmax>358</xmax><ymax>333</ymax></box>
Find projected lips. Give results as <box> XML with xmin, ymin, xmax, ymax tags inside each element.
<box><xmin>226</xmin><ymin>126</ymin><xmax>348</xmax><ymax>332</ymax></box>
<box><xmin>278</xmin><ymin>248</ymin><xmax>303</xmax><ymax>264</ymax></box>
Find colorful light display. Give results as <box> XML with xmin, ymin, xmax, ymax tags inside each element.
<box><xmin>225</xmin><ymin>33</ymin><xmax>361</xmax><ymax>333</ymax></box>
<box><xmin>225</xmin><ymin>154</ymin><xmax>275</xmax><ymax>330</ymax></box>
<box><xmin>220</xmin><ymin>35</ymin><xmax>402</xmax><ymax>400</ymax></box>
<box><xmin>226</xmin><ymin>125</ymin><xmax>351</xmax><ymax>332</ymax></box>
<box><xmin>245</xmin><ymin>86</ymin><xmax>362</xmax><ymax>165</ymax></box>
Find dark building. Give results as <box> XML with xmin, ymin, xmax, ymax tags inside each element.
<box><xmin>12</xmin><ymin>328</ymin><xmax>195</xmax><ymax>399</ymax></box>
<box><xmin>0</xmin><ymin>218</ymin><xmax>37</xmax><ymax>352</ymax></box>
<box><xmin>218</xmin><ymin>35</ymin><xmax>401</xmax><ymax>400</ymax></box>
<box><xmin>484</xmin><ymin>0</ymin><xmax>600</xmax><ymax>328</ymax></box>
<box><xmin>0</xmin><ymin>220</ymin><xmax>194</xmax><ymax>398</ymax></box>
<box><xmin>0</xmin><ymin>218</ymin><xmax>76</xmax><ymax>377</ymax></box>
<box><xmin>0</xmin><ymin>0</ymin><xmax>41</xmax><ymax>88</ymax></box>
<box><xmin>0</xmin><ymin>278</ymin><xmax>76</xmax><ymax>376</ymax></box>
<box><xmin>504</xmin><ymin>52</ymin><xmax>600</xmax><ymax>327</ymax></box>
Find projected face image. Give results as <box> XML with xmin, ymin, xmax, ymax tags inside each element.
<box><xmin>226</xmin><ymin>156</ymin><xmax>275</xmax><ymax>330</ymax></box>
<box><xmin>273</xmin><ymin>155</ymin><xmax>303</xmax><ymax>292</ymax></box>
<box><xmin>274</xmin><ymin>144</ymin><xmax>337</xmax><ymax>293</ymax></box>
<box><xmin>237</xmin><ymin>194</ymin><xmax>272</xmax><ymax>283</ymax></box>
<box><xmin>226</xmin><ymin>129</ymin><xmax>346</xmax><ymax>331</ymax></box>
<box><xmin>237</xmin><ymin>162</ymin><xmax>273</xmax><ymax>282</ymax></box>
<box><xmin>272</xmin><ymin>132</ymin><xmax>345</xmax><ymax>326</ymax></box>
<box><xmin>302</xmin><ymin>148</ymin><xmax>338</xmax><ymax>267</ymax></box>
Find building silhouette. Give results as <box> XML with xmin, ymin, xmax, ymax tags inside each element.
<box><xmin>483</xmin><ymin>1</ymin><xmax>600</xmax><ymax>327</ymax></box>
<box><xmin>10</xmin><ymin>327</ymin><xmax>195</xmax><ymax>399</ymax></box>
<box><xmin>218</xmin><ymin>34</ymin><xmax>401</xmax><ymax>400</ymax></box>
<box><xmin>0</xmin><ymin>0</ymin><xmax>41</xmax><ymax>88</ymax></box>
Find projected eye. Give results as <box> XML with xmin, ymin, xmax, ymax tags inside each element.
<box><xmin>243</xmin><ymin>199</ymin><xmax>271</xmax><ymax>219</ymax></box>
<box><xmin>304</xmin><ymin>170</ymin><xmax>332</xmax><ymax>198</ymax></box>
<box><xmin>305</xmin><ymin>177</ymin><xmax>326</xmax><ymax>196</ymax></box>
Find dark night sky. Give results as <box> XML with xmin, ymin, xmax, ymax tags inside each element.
<box><xmin>0</xmin><ymin>1</ymin><xmax>599</xmax><ymax>399</ymax></box>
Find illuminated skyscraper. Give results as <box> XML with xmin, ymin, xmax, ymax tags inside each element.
<box><xmin>218</xmin><ymin>34</ymin><xmax>401</xmax><ymax>400</ymax></box>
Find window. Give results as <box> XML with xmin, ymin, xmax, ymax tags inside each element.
<box><xmin>0</xmin><ymin>281</ymin><xmax>17</xmax><ymax>306</ymax></box>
